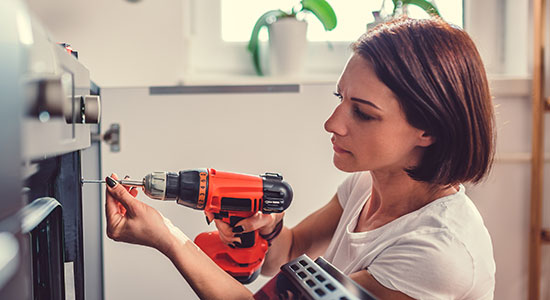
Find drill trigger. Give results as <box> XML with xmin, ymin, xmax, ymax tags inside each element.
<box><xmin>214</xmin><ymin>212</ymin><xmax>228</xmax><ymax>220</ymax></box>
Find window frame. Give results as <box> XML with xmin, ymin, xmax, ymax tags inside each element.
<box><xmin>182</xmin><ymin>0</ymin><xmax>530</xmax><ymax>83</ymax></box>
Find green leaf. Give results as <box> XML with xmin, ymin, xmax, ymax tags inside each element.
<box><xmin>406</xmin><ymin>0</ymin><xmax>440</xmax><ymax>16</ymax></box>
<box><xmin>393</xmin><ymin>0</ymin><xmax>441</xmax><ymax>16</ymax></box>
<box><xmin>247</xmin><ymin>10</ymin><xmax>286</xmax><ymax>76</ymax></box>
<box><xmin>300</xmin><ymin>0</ymin><xmax>337</xmax><ymax>31</ymax></box>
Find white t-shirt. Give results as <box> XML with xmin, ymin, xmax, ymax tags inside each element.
<box><xmin>323</xmin><ymin>172</ymin><xmax>495</xmax><ymax>300</ymax></box>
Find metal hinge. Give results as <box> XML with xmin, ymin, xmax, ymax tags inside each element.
<box><xmin>91</xmin><ymin>123</ymin><xmax>120</xmax><ymax>152</ymax></box>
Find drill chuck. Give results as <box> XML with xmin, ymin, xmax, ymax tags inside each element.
<box><xmin>143</xmin><ymin>170</ymin><xmax>208</xmax><ymax>210</ymax></box>
<box><xmin>143</xmin><ymin>171</ymin><xmax>171</xmax><ymax>200</ymax></box>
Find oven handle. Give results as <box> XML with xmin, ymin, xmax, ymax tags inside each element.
<box><xmin>19</xmin><ymin>197</ymin><xmax>62</xmax><ymax>234</ymax></box>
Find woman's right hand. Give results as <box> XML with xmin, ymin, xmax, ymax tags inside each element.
<box><xmin>209</xmin><ymin>211</ymin><xmax>285</xmax><ymax>247</ymax></box>
<box><xmin>105</xmin><ymin>173</ymin><xmax>175</xmax><ymax>253</ymax></box>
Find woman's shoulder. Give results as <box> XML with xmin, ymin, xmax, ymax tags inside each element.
<box><xmin>369</xmin><ymin>195</ymin><xmax>495</xmax><ymax>299</ymax></box>
<box><xmin>369</xmin><ymin>226</ymin><xmax>488</xmax><ymax>299</ymax></box>
<box><xmin>378</xmin><ymin>214</ymin><xmax>495</xmax><ymax>299</ymax></box>
<box><xmin>392</xmin><ymin>187</ymin><xmax>494</xmax><ymax>268</ymax></box>
<box><xmin>358</xmin><ymin>186</ymin><xmax>495</xmax><ymax>299</ymax></box>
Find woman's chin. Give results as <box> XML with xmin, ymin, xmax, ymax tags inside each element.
<box><xmin>332</xmin><ymin>157</ymin><xmax>356</xmax><ymax>173</ymax></box>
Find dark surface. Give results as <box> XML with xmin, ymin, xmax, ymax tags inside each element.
<box><xmin>29</xmin><ymin>202</ymin><xmax>65</xmax><ymax>300</ymax></box>
<box><xmin>255</xmin><ymin>254</ymin><xmax>377</xmax><ymax>300</ymax></box>
<box><xmin>177</xmin><ymin>169</ymin><xmax>207</xmax><ymax>209</ymax></box>
<box><xmin>261</xmin><ymin>174</ymin><xmax>293</xmax><ymax>213</ymax></box>
<box><xmin>25</xmin><ymin>152</ymin><xmax>86</xmax><ymax>300</ymax></box>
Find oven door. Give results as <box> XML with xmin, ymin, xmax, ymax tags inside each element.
<box><xmin>20</xmin><ymin>197</ymin><xmax>66</xmax><ymax>300</ymax></box>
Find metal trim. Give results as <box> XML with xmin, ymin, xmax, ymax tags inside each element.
<box><xmin>149</xmin><ymin>84</ymin><xmax>300</xmax><ymax>95</ymax></box>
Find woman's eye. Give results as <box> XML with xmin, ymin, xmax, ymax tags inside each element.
<box><xmin>353</xmin><ymin>106</ymin><xmax>374</xmax><ymax>121</ymax></box>
<box><xmin>333</xmin><ymin>92</ymin><xmax>374</xmax><ymax>121</ymax></box>
<box><xmin>333</xmin><ymin>92</ymin><xmax>343</xmax><ymax>102</ymax></box>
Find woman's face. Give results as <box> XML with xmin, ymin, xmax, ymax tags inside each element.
<box><xmin>324</xmin><ymin>54</ymin><xmax>433</xmax><ymax>174</ymax></box>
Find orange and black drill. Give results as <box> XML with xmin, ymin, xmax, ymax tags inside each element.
<box><xmin>119</xmin><ymin>168</ymin><xmax>293</xmax><ymax>283</ymax></box>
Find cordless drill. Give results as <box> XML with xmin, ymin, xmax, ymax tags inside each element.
<box><xmin>122</xmin><ymin>168</ymin><xmax>293</xmax><ymax>283</ymax></box>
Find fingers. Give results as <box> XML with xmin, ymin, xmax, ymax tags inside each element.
<box><xmin>214</xmin><ymin>219</ymin><xmax>241</xmax><ymax>244</ymax></box>
<box><xmin>105</xmin><ymin>187</ymin><xmax>122</xmax><ymax>221</ymax></box>
<box><xmin>105</xmin><ymin>173</ymin><xmax>126</xmax><ymax>240</ymax></box>
<box><xmin>105</xmin><ymin>173</ymin><xmax>123</xmax><ymax>218</ymax></box>
<box><xmin>106</xmin><ymin>173</ymin><xmax>137</xmax><ymax>213</ymax></box>
<box><xmin>208</xmin><ymin>212</ymin><xmax>241</xmax><ymax>245</ymax></box>
<box><xmin>234</xmin><ymin>211</ymin><xmax>282</xmax><ymax>234</ymax></box>
<box><xmin>212</xmin><ymin>212</ymin><xmax>285</xmax><ymax>246</ymax></box>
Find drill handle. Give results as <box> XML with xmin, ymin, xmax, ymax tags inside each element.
<box><xmin>229</xmin><ymin>216</ymin><xmax>256</xmax><ymax>248</ymax></box>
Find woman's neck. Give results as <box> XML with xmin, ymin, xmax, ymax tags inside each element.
<box><xmin>355</xmin><ymin>170</ymin><xmax>457</xmax><ymax>232</ymax></box>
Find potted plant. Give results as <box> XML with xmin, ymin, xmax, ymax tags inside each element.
<box><xmin>368</xmin><ymin>0</ymin><xmax>441</xmax><ymax>30</ymax></box>
<box><xmin>248</xmin><ymin>0</ymin><xmax>337</xmax><ymax>76</ymax></box>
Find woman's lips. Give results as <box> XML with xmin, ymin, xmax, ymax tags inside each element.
<box><xmin>331</xmin><ymin>139</ymin><xmax>351</xmax><ymax>154</ymax></box>
<box><xmin>333</xmin><ymin>145</ymin><xmax>350</xmax><ymax>154</ymax></box>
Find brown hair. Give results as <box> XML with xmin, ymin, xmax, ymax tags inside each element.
<box><xmin>352</xmin><ymin>17</ymin><xmax>495</xmax><ymax>185</ymax></box>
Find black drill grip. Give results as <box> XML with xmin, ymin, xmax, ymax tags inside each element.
<box><xmin>237</xmin><ymin>232</ymin><xmax>255</xmax><ymax>248</ymax></box>
<box><xmin>229</xmin><ymin>216</ymin><xmax>255</xmax><ymax>248</ymax></box>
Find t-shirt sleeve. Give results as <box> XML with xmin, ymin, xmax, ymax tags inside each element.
<box><xmin>367</xmin><ymin>231</ymin><xmax>474</xmax><ymax>300</ymax></box>
<box><xmin>336</xmin><ymin>172</ymin><xmax>367</xmax><ymax>209</ymax></box>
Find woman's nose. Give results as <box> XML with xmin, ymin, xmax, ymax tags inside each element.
<box><xmin>324</xmin><ymin>105</ymin><xmax>346</xmax><ymax>136</ymax></box>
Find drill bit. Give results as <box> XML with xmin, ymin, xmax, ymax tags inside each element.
<box><xmin>81</xmin><ymin>178</ymin><xmax>144</xmax><ymax>186</ymax></box>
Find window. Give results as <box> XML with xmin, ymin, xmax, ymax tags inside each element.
<box><xmin>183</xmin><ymin>0</ymin><xmax>527</xmax><ymax>83</ymax></box>
<box><xmin>221</xmin><ymin>0</ymin><xmax>463</xmax><ymax>42</ymax></box>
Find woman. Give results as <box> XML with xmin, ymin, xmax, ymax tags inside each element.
<box><xmin>105</xmin><ymin>17</ymin><xmax>496</xmax><ymax>299</ymax></box>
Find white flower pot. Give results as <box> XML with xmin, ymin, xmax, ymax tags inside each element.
<box><xmin>267</xmin><ymin>18</ymin><xmax>308</xmax><ymax>77</ymax></box>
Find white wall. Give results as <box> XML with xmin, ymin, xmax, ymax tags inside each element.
<box><xmin>26</xmin><ymin>0</ymin><xmax>184</xmax><ymax>87</ymax></box>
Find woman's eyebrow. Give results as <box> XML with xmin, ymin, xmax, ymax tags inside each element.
<box><xmin>350</xmin><ymin>97</ymin><xmax>382</xmax><ymax>110</ymax></box>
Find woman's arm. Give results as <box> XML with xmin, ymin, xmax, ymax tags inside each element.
<box><xmin>160</xmin><ymin>218</ymin><xmax>253</xmax><ymax>299</ymax></box>
<box><xmin>261</xmin><ymin>194</ymin><xmax>343</xmax><ymax>275</ymax></box>
<box><xmin>105</xmin><ymin>174</ymin><xmax>253</xmax><ymax>300</ymax></box>
<box><xmin>350</xmin><ymin>270</ymin><xmax>415</xmax><ymax>300</ymax></box>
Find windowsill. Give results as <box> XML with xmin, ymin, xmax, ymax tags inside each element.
<box><xmin>178</xmin><ymin>72</ymin><xmax>531</xmax><ymax>97</ymax></box>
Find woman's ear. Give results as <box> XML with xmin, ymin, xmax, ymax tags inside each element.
<box><xmin>417</xmin><ymin>131</ymin><xmax>435</xmax><ymax>147</ymax></box>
